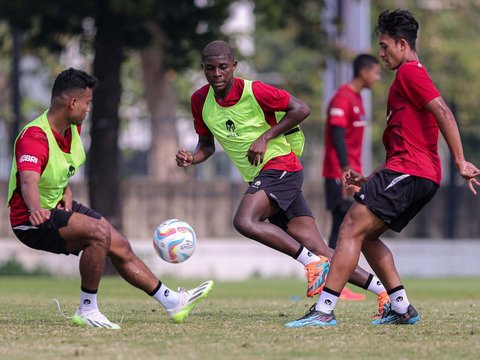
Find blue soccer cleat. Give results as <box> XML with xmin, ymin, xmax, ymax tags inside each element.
<box><xmin>285</xmin><ymin>304</ymin><xmax>337</xmax><ymax>328</ymax></box>
<box><xmin>372</xmin><ymin>304</ymin><xmax>420</xmax><ymax>325</ymax></box>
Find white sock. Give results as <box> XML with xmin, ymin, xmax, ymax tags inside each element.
<box><xmin>315</xmin><ymin>288</ymin><xmax>339</xmax><ymax>314</ymax></box>
<box><xmin>389</xmin><ymin>287</ymin><xmax>410</xmax><ymax>314</ymax></box>
<box><xmin>295</xmin><ymin>246</ymin><xmax>321</xmax><ymax>266</ymax></box>
<box><xmin>79</xmin><ymin>288</ymin><xmax>99</xmax><ymax>313</ymax></box>
<box><xmin>366</xmin><ymin>276</ymin><xmax>387</xmax><ymax>295</ymax></box>
<box><xmin>152</xmin><ymin>283</ymin><xmax>180</xmax><ymax>309</ymax></box>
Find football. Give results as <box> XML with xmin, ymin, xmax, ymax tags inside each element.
<box><xmin>153</xmin><ymin>219</ymin><xmax>197</xmax><ymax>263</ymax></box>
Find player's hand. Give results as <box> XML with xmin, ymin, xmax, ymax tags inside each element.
<box><xmin>247</xmin><ymin>136</ymin><xmax>267</xmax><ymax>166</ymax></box>
<box><xmin>344</xmin><ymin>169</ymin><xmax>367</xmax><ymax>187</ymax></box>
<box><xmin>29</xmin><ymin>208</ymin><xmax>51</xmax><ymax>226</ymax></box>
<box><xmin>456</xmin><ymin>160</ymin><xmax>480</xmax><ymax>195</ymax></box>
<box><xmin>57</xmin><ymin>187</ymin><xmax>73</xmax><ymax>212</ymax></box>
<box><xmin>176</xmin><ymin>149</ymin><xmax>194</xmax><ymax>167</ymax></box>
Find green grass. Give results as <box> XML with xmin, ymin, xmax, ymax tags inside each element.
<box><xmin>0</xmin><ymin>277</ymin><xmax>479</xmax><ymax>360</ymax></box>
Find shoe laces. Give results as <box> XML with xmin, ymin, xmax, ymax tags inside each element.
<box><xmin>375</xmin><ymin>292</ymin><xmax>390</xmax><ymax>317</ymax></box>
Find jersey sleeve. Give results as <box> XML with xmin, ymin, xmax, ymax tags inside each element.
<box><xmin>327</xmin><ymin>95</ymin><xmax>350</xmax><ymax>128</ymax></box>
<box><xmin>252</xmin><ymin>81</ymin><xmax>290</xmax><ymax>112</ymax></box>
<box><xmin>15</xmin><ymin>126</ymin><xmax>49</xmax><ymax>173</ymax></box>
<box><xmin>397</xmin><ymin>64</ymin><xmax>440</xmax><ymax>109</ymax></box>
<box><xmin>191</xmin><ymin>89</ymin><xmax>212</xmax><ymax>137</ymax></box>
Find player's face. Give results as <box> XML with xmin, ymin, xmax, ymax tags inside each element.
<box><xmin>69</xmin><ymin>88</ymin><xmax>93</xmax><ymax>126</ymax></box>
<box><xmin>202</xmin><ymin>55</ymin><xmax>237</xmax><ymax>98</ymax></box>
<box><xmin>361</xmin><ymin>63</ymin><xmax>382</xmax><ymax>89</ymax></box>
<box><xmin>378</xmin><ymin>34</ymin><xmax>404</xmax><ymax>70</ymax></box>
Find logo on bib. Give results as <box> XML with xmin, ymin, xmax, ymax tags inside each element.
<box><xmin>225</xmin><ymin>119</ymin><xmax>238</xmax><ymax>138</ymax></box>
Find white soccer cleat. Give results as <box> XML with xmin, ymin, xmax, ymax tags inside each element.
<box><xmin>72</xmin><ymin>310</ymin><xmax>121</xmax><ymax>330</ymax></box>
<box><xmin>166</xmin><ymin>280</ymin><xmax>214</xmax><ymax>323</ymax></box>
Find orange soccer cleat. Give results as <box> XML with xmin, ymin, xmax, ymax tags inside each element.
<box><xmin>305</xmin><ymin>256</ymin><xmax>330</xmax><ymax>298</ymax></box>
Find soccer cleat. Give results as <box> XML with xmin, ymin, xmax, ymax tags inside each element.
<box><xmin>285</xmin><ymin>304</ymin><xmax>337</xmax><ymax>328</ymax></box>
<box><xmin>339</xmin><ymin>287</ymin><xmax>366</xmax><ymax>301</ymax></box>
<box><xmin>372</xmin><ymin>304</ymin><xmax>420</xmax><ymax>325</ymax></box>
<box><xmin>166</xmin><ymin>280</ymin><xmax>214</xmax><ymax>323</ymax></box>
<box><xmin>305</xmin><ymin>256</ymin><xmax>330</xmax><ymax>298</ymax></box>
<box><xmin>373</xmin><ymin>291</ymin><xmax>391</xmax><ymax>319</ymax></box>
<box><xmin>72</xmin><ymin>310</ymin><xmax>121</xmax><ymax>330</ymax></box>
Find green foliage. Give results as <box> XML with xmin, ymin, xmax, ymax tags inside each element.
<box><xmin>252</xmin><ymin>1</ymin><xmax>326</xmax><ymax>121</ymax></box>
<box><xmin>371</xmin><ymin>1</ymin><xmax>480</xmax><ymax>165</ymax></box>
<box><xmin>149</xmin><ymin>0</ymin><xmax>232</xmax><ymax>70</ymax></box>
<box><xmin>255</xmin><ymin>0</ymin><xmax>326</xmax><ymax>49</ymax></box>
<box><xmin>0</xmin><ymin>258</ymin><xmax>51</xmax><ymax>276</ymax></box>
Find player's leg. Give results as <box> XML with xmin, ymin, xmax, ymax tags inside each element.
<box><xmin>107</xmin><ymin>223</ymin><xmax>213</xmax><ymax>323</ymax></box>
<box><xmin>361</xmin><ymin>235</ymin><xmax>401</xmax><ymax>291</ymax></box>
<box><xmin>287</xmin><ymin>206</ymin><xmax>386</xmax><ymax>304</ymax></box>
<box><xmin>233</xmin><ymin>191</ymin><xmax>301</xmax><ymax>255</ymax></box>
<box><xmin>285</xmin><ymin>202</ymin><xmax>385</xmax><ymax>328</ymax></box>
<box><xmin>59</xmin><ymin>214</ymin><xmax>111</xmax><ymax>292</ymax></box>
<box><xmin>287</xmin><ymin>171</ymin><xmax>438</xmax><ymax>327</ymax></box>
<box><xmin>234</xmin><ymin>169</ymin><xmax>321</xmax><ymax>259</ymax></box>
<box><xmin>52</xmin><ymin>205</ymin><xmax>120</xmax><ymax>329</ymax></box>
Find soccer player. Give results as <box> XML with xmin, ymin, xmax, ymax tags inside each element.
<box><xmin>322</xmin><ymin>54</ymin><xmax>382</xmax><ymax>301</ymax></box>
<box><xmin>176</xmin><ymin>40</ymin><xmax>389</xmax><ymax>311</ymax></box>
<box><xmin>7</xmin><ymin>68</ymin><xmax>213</xmax><ymax>329</ymax></box>
<box><xmin>285</xmin><ymin>9</ymin><xmax>480</xmax><ymax>327</ymax></box>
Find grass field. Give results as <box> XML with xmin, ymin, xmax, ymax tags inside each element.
<box><xmin>0</xmin><ymin>276</ymin><xmax>479</xmax><ymax>360</ymax></box>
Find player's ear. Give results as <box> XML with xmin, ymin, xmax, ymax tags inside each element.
<box><xmin>68</xmin><ymin>97</ymin><xmax>77</xmax><ymax>110</ymax></box>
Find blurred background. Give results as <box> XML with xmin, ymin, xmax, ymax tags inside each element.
<box><xmin>0</xmin><ymin>0</ymin><xmax>479</xmax><ymax>278</ymax></box>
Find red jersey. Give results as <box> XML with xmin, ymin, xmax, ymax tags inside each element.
<box><xmin>383</xmin><ymin>61</ymin><xmax>441</xmax><ymax>184</ymax></box>
<box><xmin>9</xmin><ymin>125</ymin><xmax>80</xmax><ymax>226</ymax></box>
<box><xmin>191</xmin><ymin>77</ymin><xmax>302</xmax><ymax>174</ymax></box>
<box><xmin>322</xmin><ymin>84</ymin><xmax>366</xmax><ymax>179</ymax></box>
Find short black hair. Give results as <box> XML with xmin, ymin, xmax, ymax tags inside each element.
<box><xmin>202</xmin><ymin>40</ymin><xmax>234</xmax><ymax>62</ymax></box>
<box><xmin>375</xmin><ymin>9</ymin><xmax>419</xmax><ymax>50</ymax></box>
<box><xmin>51</xmin><ymin>68</ymin><xmax>98</xmax><ymax>98</ymax></box>
<box><xmin>353</xmin><ymin>54</ymin><xmax>379</xmax><ymax>77</ymax></box>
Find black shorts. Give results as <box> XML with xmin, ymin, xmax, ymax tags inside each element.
<box><xmin>246</xmin><ymin>169</ymin><xmax>313</xmax><ymax>231</ymax></box>
<box><xmin>12</xmin><ymin>201</ymin><xmax>102</xmax><ymax>255</ymax></box>
<box><xmin>324</xmin><ymin>178</ymin><xmax>353</xmax><ymax>212</ymax></box>
<box><xmin>354</xmin><ymin>169</ymin><xmax>438</xmax><ymax>232</ymax></box>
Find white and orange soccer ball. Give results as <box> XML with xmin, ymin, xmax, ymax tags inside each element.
<box><xmin>153</xmin><ymin>219</ymin><xmax>196</xmax><ymax>263</ymax></box>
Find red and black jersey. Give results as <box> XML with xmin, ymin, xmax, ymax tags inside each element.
<box><xmin>383</xmin><ymin>61</ymin><xmax>441</xmax><ymax>185</ymax></box>
<box><xmin>322</xmin><ymin>84</ymin><xmax>366</xmax><ymax>179</ymax></box>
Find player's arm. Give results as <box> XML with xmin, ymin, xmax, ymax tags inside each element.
<box><xmin>18</xmin><ymin>170</ymin><xmax>51</xmax><ymax>225</ymax></box>
<box><xmin>176</xmin><ymin>135</ymin><xmax>215</xmax><ymax>167</ymax></box>
<box><xmin>248</xmin><ymin>95</ymin><xmax>310</xmax><ymax>165</ymax></box>
<box><xmin>332</xmin><ymin>126</ymin><xmax>349</xmax><ymax>172</ymax></box>
<box><xmin>425</xmin><ymin>97</ymin><xmax>480</xmax><ymax>194</ymax></box>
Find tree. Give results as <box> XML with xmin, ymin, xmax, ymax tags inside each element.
<box><xmin>251</xmin><ymin>0</ymin><xmax>328</xmax><ymax>180</ymax></box>
<box><xmin>0</xmin><ymin>0</ymin><xmax>232</xmax><ymax>229</ymax></box>
<box><xmin>140</xmin><ymin>1</ymin><xmax>231</xmax><ymax>181</ymax></box>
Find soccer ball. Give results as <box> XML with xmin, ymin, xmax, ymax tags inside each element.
<box><xmin>153</xmin><ymin>219</ymin><xmax>196</xmax><ymax>263</ymax></box>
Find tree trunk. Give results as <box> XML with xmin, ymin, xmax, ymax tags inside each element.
<box><xmin>89</xmin><ymin>1</ymin><xmax>124</xmax><ymax>232</ymax></box>
<box><xmin>141</xmin><ymin>23</ymin><xmax>184</xmax><ymax>182</ymax></box>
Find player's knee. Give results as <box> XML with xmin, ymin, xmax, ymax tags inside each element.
<box><xmin>92</xmin><ymin>220</ymin><xmax>111</xmax><ymax>250</ymax></box>
<box><xmin>232</xmin><ymin>214</ymin><xmax>251</xmax><ymax>236</ymax></box>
